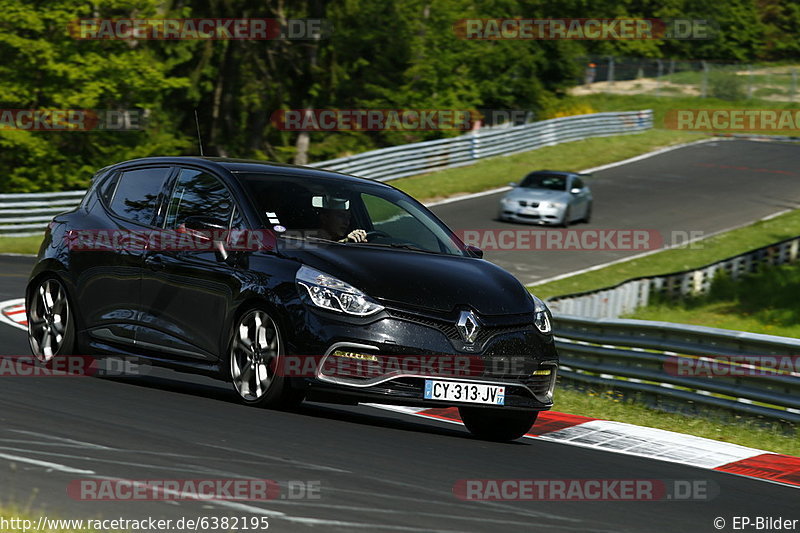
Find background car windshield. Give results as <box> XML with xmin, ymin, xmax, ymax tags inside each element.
<box><xmin>240</xmin><ymin>173</ymin><xmax>465</xmax><ymax>256</ymax></box>
<box><xmin>520</xmin><ymin>174</ymin><xmax>568</xmax><ymax>191</ymax></box>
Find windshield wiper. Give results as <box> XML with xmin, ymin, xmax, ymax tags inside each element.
<box><xmin>353</xmin><ymin>242</ymin><xmax>443</xmax><ymax>255</ymax></box>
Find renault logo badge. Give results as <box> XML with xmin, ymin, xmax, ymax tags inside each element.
<box><xmin>457</xmin><ymin>310</ymin><xmax>480</xmax><ymax>344</ymax></box>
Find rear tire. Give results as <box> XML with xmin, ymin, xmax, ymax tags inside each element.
<box><xmin>27</xmin><ymin>276</ymin><xmax>76</xmax><ymax>363</ymax></box>
<box><xmin>228</xmin><ymin>307</ymin><xmax>305</xmax><ymax>409</ymax></box>
<box><xmin>459</xmin><ymin>407</ymin><xmax>538</xmax><ymax>442</ymax></box>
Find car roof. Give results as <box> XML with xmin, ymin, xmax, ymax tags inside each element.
<box><xmin>525</xmin><ymin>170</ymin><xmax>576</xmax><ymax>177</ymax></box>
<box><xmin>106</xmin><ymin>156</ymin><xmax>387</xmax><ymax>187</ymax></box>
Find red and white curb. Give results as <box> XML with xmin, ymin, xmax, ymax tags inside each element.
<box><xmin>0</xmin><ymin>298</ymin><xmax>27</xmax><ymax>331</ymax></box>
<box><xmin>370</xmin><ymin>405</ymin><xmax>800</xmax><ymax>489</ymax></box>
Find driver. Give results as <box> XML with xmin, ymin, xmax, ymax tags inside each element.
<box><xmin>316</xmin><ymin>196</ymin><xmax>367</xmax><ymax>243</ymax></box>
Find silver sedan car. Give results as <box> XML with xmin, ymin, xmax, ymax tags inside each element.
<box><xmin>498</xmin><ymin>171</ymin><xmax>592</xmax><ymax>226</ymax></box>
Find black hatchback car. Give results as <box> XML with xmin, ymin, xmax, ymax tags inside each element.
<box><xmin>26</xmin><ymin>157</ymin><xmax>558</xmax><ymax>441</ymax></box>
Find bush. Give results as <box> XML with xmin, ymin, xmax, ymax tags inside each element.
<box><xmin>708</xmin><ymin>71</ymin><xmax>747</xmax><ymax>100</ymax></box>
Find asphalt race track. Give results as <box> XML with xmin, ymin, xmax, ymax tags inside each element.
<box><xmin>0</xmin><ymin>139</ymin><xmax>798</xmax><ymax>532</ymax></box>
<box><xmin>432</xmin><ymin>139</ymin><xmax>800</xmax><ymax>285</ymax></box>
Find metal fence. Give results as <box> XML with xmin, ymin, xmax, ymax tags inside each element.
<box><xmin>554</xmin><ymin>314</ymin><xmax>800</xmax><ymax>423</ymax></box>
<box><xmin>0</xmin><ymin>110</ymin><xmax>652</xmax><ymax>237</ymax></box>
<box><xmin>576</xmin><ymin>57</ymin><xmax>800</xmax><ymax>102</ymax></box>
<box><xmin>548</xmin><ymin>235</ymin><xmax>800</xmax><ymax>319</ymax></box>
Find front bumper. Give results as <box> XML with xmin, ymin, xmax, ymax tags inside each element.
<box><xmin>287</xmin><ymin>305</ymin><xmax>559</xmax><ymax>411</ymax></box>
<box><xmin>498</xmin><ymin>204</ymin><xmax>565</xmax><ymax>225</ymax></box>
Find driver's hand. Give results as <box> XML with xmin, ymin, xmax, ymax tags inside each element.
<box><xmin>341</xmin><ymin>229</ymin><xmax>367</xmax><ymax>243</ymax></box>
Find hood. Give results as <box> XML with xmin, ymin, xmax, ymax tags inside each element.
<box><xmin>283</xmin><ymin>244</ymin><xmax>534</xmax><ymax>316</ymax></box>
<box><xmin>503</xmin><ymin>187</ymin><xmax>570</xmax><ymax>203</ymax></box>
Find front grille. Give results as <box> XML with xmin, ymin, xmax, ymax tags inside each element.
<box><xmin>518</xmin><ymin>201</ymin><xmax>540</xmax><ymax>208</ymax></box>
<box><xmin>386</xmin><ymin>309</ymin><xmax>534</xmax><ymax>346</ymax></box>
<box><xmin>517</xmin><ymin>213</ymin><xmax>540</xmax><ymax>219</ymax></box>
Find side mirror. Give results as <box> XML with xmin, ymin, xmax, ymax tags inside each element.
<box><xmin>508</xmin><ymin>182</ymin><xmax>518</xmax><ymax>187</ymax></box>
<box><xmin>570</xmin><ymin>187</ymin><xmax>581</xmax><ymax>194</ymax></box>
<box><xmin>182</xmin><ymin>216</ymin><xmax>229</xmax><ymax>261</ymax></box>
<box><xmin>465</xmin><ymin>245</ymin><xmax>484</xmax><ymax>259</ymax></box>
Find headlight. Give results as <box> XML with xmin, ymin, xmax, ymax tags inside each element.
<box><xmin>530</xmin><ymin>293</ymin><xmax>552</xmax><ymax>334</ymax></box>
<box><xmin>296</xmin><ymin>265</ymin><xmax>384</xmax><ymax>316</ymax></box>
<box><xmin>542</xmin><ymin>202</ymin><xmax>563</xmax><ymax>209</ymax></box>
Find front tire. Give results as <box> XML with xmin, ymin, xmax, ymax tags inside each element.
<box><xmin>27</xmin><ymin>276</ymin><xmax>76</xmax><ymax>363</ymax></box>
<box><xmin>582</xmin><ymin>202</ymin><xmax>592</xmax><ymax>224</ymax></box>
<box><xmin>228</xmin><ymin>307</ymin><xmax>304</xmax><ymax>409</ymax></box>
<box><xmin>559</xmin><ymin>207</ymin><xmax>571</xmax><ymax>228</ymax></box>
<box><xmin>459</xmin><ymin>407</ymin><xmax>538</xmax><ymax>442</ymax></box>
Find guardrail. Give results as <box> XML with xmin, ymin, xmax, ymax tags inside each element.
<box><xmin>548</xmin><ymin>235</ymin><xmax>800</xmax><ymax>318</ymax></box>
<box><xmin>554</xmin><ymin>314</ymin><xmax>800</xmax><ymax>424</ymax></box>
<box><xmin>0</xmin><ymin>110</ymin><xmax>652</xmax><ymax>237</ymax></box>
<box><xmin>308</xmin><ymin>110</ymin><xmax>652</xmax><ymax>181</ymax></box>
<box><xmin>0</xmin><ymin>191</ymin><xmax>87</xmax><ymax>237</ymax></box>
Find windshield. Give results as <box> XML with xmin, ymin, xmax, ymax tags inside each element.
<box><xmin>238</xmin><ymin>173</ymin><xmax>466</xmax><ymax>256</ymax></box>
<box><xmin>519</xmin><ymin>173</ymin><xmax>568</xmax><ymax>191</ymax></box>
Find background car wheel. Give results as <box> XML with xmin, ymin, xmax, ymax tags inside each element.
<box><xmin>458</xmin><ymin>407</ymin><xmax>538</xmax><ymax>442</ymax></box>
<box><xmin>228</xmin><ymin>307</ymin><xmax>305</xmax><ymax>409</ymax></box>
<box><xmin>27</xmin><ymin>276</ymin><xmax>76</xmax><ymax>364</ymax></box>
<box><xmin>582</xmin><ymin>202</ymin><xmax>592</xmax><ymax>223</ymax></box>
<box><xmin>560</xmin><ymin>207</ymin><xmax>571</xmax><ymax>228</ymax></box>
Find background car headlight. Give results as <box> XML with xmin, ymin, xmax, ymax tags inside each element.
<box><xmin>296</xmin><ymin>265</ymin><xmax>384</xmax><ymax>316</ymax></box>
<box><xmin>530</xmin><ymin>293</ymin><xmax>552</xmax><ymax>334</ymax></box>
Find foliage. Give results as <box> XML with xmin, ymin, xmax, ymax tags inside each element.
<box><xmin>0</xmin><ymin>0</ymin><xmax>796</xmax><ymax>192</ymax></box>
<box><xmin>708</xmin><ymin>71</ymin><xmax>747</xmax><ymax>100</ymax></box>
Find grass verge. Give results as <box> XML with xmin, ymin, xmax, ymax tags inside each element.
<box><xmin>0</xmin><ymin>505</ymin><xmax>101</xmax><ymax>533</ymax></box>
<box><xmin>530</xmin><ymin>209</ymin><xmax>800</xmax><ymax>299</ymax></box>
<box><xmin>0</xmin><ymin>235</ymin><xmax>42</xmax><ymax>256</ymax></box>
<box><xmin>627</xmin><ymin>262</ymin><xmax>800</xmax><ymax>338</ymax></box>
<box><xmin>555</xmin><ymin>386</ymin><xmax>799</xmax><ymax>456</ymax></box>
<box><xmin>392</xmin><ymin>128</ymin><xmax>699</xmax><ymax>201</ymax></box>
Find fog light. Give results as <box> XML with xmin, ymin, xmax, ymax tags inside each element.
<box><xmin>331</xmin><ymin>350</ymin><xmax>379</xmax><ymax>362</ymax></box>
<box><xmin>532</xmin><ymin>369</ymin><xmax>551</xmax><ymax>376</ymax></box>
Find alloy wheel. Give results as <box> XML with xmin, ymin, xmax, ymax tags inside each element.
<box><xmin>28</xmin><ymin>278</ymin><xmax>71</xmax><ymax>362</ymax></box>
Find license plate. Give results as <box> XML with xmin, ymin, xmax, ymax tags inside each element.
<box><xmin>424</xmin><ymin>380</ymin><xmax>505</xmax><ymax>405</ymax></box>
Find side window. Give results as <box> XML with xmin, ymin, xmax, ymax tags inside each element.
<box><xmin>165</xmin><ymin>168</ymin><xmax>234</xmax><ymax>229</ymax></box>
<box><xmin>573</xmin><ymin>177</ymin><xmax>584</xmax><ymax>190</ymax></box>
<box><xmin>107</xmin><ymin>167</ymin><xmax>171</xmax><ymax>225</ymax></box>
<box><xmin>99</xmin><ymin>172</ymin><xmax>120</xmax><ymax>205</ymax></box>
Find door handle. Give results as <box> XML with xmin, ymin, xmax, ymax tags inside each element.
<box><xmin>145</xmin><ymin>255</ymin><xmax>164</xmax><ymax>271</ymax></box>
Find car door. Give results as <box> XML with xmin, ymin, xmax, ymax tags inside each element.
<box><xmin>72</xmin><ymin>166</ymin><xmax>173</xmax><ymax>347</ymax></box>
<box><xmin>137</xmin><ymin>167</ymin><xmax>246</xmax><ymax>361</ymax></box>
